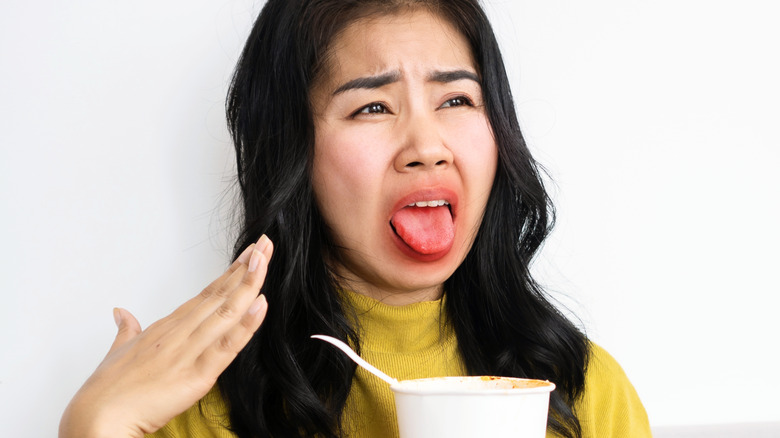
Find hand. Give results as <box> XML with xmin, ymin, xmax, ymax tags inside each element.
<box><xmin>59</xmin><ymin>235</ymin><xmax>274</xmax><ymax>438</ymax></box>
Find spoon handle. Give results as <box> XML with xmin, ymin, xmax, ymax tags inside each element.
<box><xmin>311</xmin><ymin>334</ymin><xmax>399</xmax><ymax>386</ymax></box>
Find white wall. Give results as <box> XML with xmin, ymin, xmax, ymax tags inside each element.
<box><xmin>1</xmin><ymin>1</ymin><xmax>778</xmax><ymax>436</ymax></box>
<box><xmin>483</xmin><ymin>0</ymin><xmax>780</xmax><ymax>429</ymax></box>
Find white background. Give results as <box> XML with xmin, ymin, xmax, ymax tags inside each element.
<box><xmin>1</xmin><ymin>0</ymin><xmax>778</xmax><ymax>436</ymax></box>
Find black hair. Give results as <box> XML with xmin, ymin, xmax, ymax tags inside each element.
<box><xmin>219</xmin><ymin>1</ymin><xmax>589</xmax><ymax>437</ymax></box>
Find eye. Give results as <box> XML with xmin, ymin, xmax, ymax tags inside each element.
<box><xmin>352</xmin><ymin>102</ymin><xmax>390</xmax><ymax>117</ymax></box>
<box><xmin>439</xmin><ymin>96</ymin><xmax>474</xmax><ymax>109</ymax></box>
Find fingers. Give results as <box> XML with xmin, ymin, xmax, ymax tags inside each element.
<box><xmin>104</xmin><ymin>235</ymin><xmax>273</xmax><ymax>373</ymax></box>
<box><xmin>107</xmin><ymin>308</ymin><xmax>142</xmax><ymax>355</ymax></box>
<box><xmin>183</xmin><ymin>235</ymin><xmax>271</xmax><ymax>324</ymax></box>
<box><xmin>190</xmin><ymin>237</ymin><xmax>272</xmax><ymax>340</ymax></box>
<box><xmin>197</xmin><ymin>293</ymin><xmax>269</xmax><ymax>376</ymax></box>
<box><xmin>165</xmin><ymin>243</ymin><xmax>257</xmax><ymax>322</ymax></box>
<box><xmin>74</xmin><ymin>236</ymin><xmax>274</xmax><ymax>437</ymax></box>
<box><xmin>191</xmin><ymin>239</ymin><xmax>273</xmax><ymax>373</ymax></box>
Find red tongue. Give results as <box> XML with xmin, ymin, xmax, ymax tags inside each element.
<box><xmin>391</xmin><ymin>206</ymin><xmax>454</xmax><ymax>255</ymax></box>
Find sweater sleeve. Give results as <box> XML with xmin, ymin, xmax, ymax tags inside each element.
<box><xmin>574</xmin><ymin>343</ymin><xmax>651</xmax><ymax>438</ymax></box>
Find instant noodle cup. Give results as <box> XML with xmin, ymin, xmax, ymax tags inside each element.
<box><xmin>391</xmin><ymin>376</ymin><xmax>555</xmax><ymax>438</ymax></box>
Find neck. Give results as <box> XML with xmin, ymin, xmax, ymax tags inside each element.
<box><xmin>337</xmin><ymin>278</ymin><xmax>443</xmax><ymax>306</ymax></box>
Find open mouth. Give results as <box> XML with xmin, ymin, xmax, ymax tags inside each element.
<box><xmin>389</xmin><ymin>200</ymin><xmax>454</xmax><ymax>256</ymax></box>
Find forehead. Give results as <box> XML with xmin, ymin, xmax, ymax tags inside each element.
<box><xmin>318</xmin><ymin>10</ymin><xmax>477</xmax><ymax>90</ymax></box>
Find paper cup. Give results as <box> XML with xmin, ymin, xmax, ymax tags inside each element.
<box><xmin>391</xmin><ymin>376</ymin><xmax>555</xmax><ymax>438</ymax></box>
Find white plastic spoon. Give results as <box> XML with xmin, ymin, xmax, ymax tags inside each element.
<box><xmin>311</xmin><ymin>334</ymin><xmax>399</xmax><ymax>386</ymax></box>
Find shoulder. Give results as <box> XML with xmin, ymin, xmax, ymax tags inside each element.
<box><xmin>575</xmin><ymin>342</ymin><xmax>652</xmax><ymax>438</ymax></box>
<box><xmin>145</xmin><ymin>386</ymin><xmax>235</xmax><ymax>438</ymax></box>
<box><xmin>586</xmin><ymin>343</ymin><xmax>632</xmax><ymax>383</ymax></box>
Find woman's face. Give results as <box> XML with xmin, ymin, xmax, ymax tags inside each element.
<box><xmin>311</xmin><ymin>10</ymin><xmax>498</xmax><ymax>304</ymax></box>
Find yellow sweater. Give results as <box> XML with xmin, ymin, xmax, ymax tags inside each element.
<box><xmin>149</xmin><ymin>291</ymin><xmax>651</xmax><ymax>437</ymax></box>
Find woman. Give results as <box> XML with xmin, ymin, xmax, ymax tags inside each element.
<box><xmin>60</xmin><ymin>1</ymin><xmax>650</xmax><ymax>437</ymax></box>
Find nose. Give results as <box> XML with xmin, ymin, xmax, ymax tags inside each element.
<box><xmin>393</xmin><ymin>116</ymin><xmax>453</xmax><ymax>172</ymax></box>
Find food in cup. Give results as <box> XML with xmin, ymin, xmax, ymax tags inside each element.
<box><xmin>391</xmin><ymin>376</ymin><xmax>555</xmax><ymax>438</ymax></box>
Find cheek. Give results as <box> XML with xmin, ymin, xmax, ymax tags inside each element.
<box><xmin>446</xmin><ymin>116</ymin><xmax>498</xmax><ymax>184</ymax></box>
<box><xmin>312</xmin><ymin>129</ymin><xmax>391</xmax><ymax>245</ymax></box>
<box><xmin>314</xmin><ymin>131</ymin><xmax>380</xmax><ymax>202</ymax></box>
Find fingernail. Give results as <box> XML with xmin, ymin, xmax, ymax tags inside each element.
<box><xmin>248</xmin><ymin>249</ymin><xmax>263</xmax><ymax>272</ymax></box>
<box><xmin>248</xmin><ymin>294</ymin><xmax>267</xmax><ymax>316</ymax></box>
<box><xmin>113</xmin><ymin>308</ymin><xmax>122</xmax><ymax>328</ymax></box>
<box><xmin>257</xmin><ymin>234</ymin><xmax>270</xmax><ymax>253</ymax></box>
<box><xmin>237</xmin><ymin>244</ymin><xmax>254</xmax><ymax>265</ymax></box>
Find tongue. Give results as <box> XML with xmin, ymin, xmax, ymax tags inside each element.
<box><xmin>391</xmin><ymin>206</ymin><xmax>454</xmax><ymax>255</ymax></box>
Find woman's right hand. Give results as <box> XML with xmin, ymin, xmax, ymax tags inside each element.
<box><xmin>59</xmin><ymin>235</ymin><xmax>274</xmax><ymax>438</ymax></box>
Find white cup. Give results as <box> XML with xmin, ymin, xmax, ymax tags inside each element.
<box><xmin>391</xmin><ymin>376</ymin><xmax>555</xmax><ymax>438</ymax></box>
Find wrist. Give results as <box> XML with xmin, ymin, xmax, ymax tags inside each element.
<box><xmin>60</xmin><ymin>395</ymin><xmax>142</xmax><ymax>438</ymax></box>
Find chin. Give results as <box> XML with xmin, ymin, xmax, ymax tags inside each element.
<box><xmin>388</xmin><ymin>258</ymin><xmax>461</xmax><ymax>292</ymax></box>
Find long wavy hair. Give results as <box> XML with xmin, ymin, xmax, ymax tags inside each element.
<box><xmin>218</xmin><ymin>0</ymin><xmax>590</xmax><ymax>437</ymax></box>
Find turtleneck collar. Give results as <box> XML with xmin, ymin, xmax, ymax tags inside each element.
<box><xmin>341</xmin><ymin>289</ymin><xmax>453</xmax><ymax>354</ymax></box>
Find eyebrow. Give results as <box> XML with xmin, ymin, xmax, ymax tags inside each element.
<box><xmin>427</xmin><ymin>69</ymin><xmax>480</xmax><ymax>85</ymax></box>
<box><xmin>333</xmin><ymin>71</ymin><xmax>401</xmax><ymax>95</ymax></box>
<box><xmin>332</xmin><ymin>69</ymin><xmax>480</xmax><ymax>95</ymax></box>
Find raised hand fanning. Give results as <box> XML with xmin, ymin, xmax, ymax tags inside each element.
<box><xmin>59</xmin><ymin>235</ymin><xmax>274</xmax><ymax>438</ymax></box>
